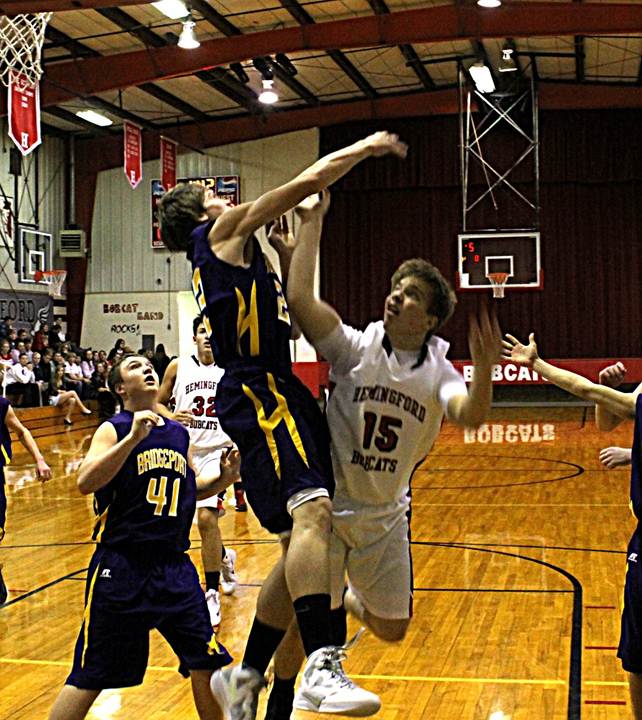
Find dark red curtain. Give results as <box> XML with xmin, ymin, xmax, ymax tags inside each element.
<box><xmin>319</xmin><ymin>110</ymin><xmax>642</xmax><ymax>359</ymax></box>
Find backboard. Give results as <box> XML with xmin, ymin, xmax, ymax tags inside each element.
<box><xmin>16</xmin><ymin>226</ymin><xmax>52</xmax><ymax>284</ymax></box>
<box><xmin>457</xmin><ymin>231</ymin><xmax>542</xmax><ymax>291</ymax></box>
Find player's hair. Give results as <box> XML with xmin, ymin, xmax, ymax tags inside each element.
<box><xmin>157</xmin><ymin>183</ymin><xmax>205</xmax><ymax>252</ymax></box>
<box><xmin>390</xmin><ymin>258</ymin><xmax>457</xmax><ymax>339</ymax></box>
<box><xmin>108</xmin><ymin>352</ymin><xmax>141</xmax><ymax>395</ymax></box>
<box><xmin>193</xmin><ymin>314</ymin><xmax>205</xmax><ymax>336</ymax></box>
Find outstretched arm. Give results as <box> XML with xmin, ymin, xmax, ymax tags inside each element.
<box><xmin>5</xmin><ymin>406</ymin><xmax>51</xmax><ymax>481</ymax></box>
<box><xmin>266</xmin><ymin>216</ymin><xmax>302</xmax><ymax>340</ymax></box>
<box><xmin>211</xmin><ymin>132</ymin><xmax>407</xmax><ymax>264</ymax></box>
<box><xmin>595</xmin><ymin>363</ymin><xmax>638</xmax><ymax>431</ymax></box>
<box><xmin>447</xmin><ymin>307</ymin><xmax>502</xmax><ymax>428</ymax></box>
<box><xmin>502</xmin><ymin>334</ymin><xmax>639</xmax><ymax>418</ymax></box>
<box><xmin>287</xmin><ymin>191</ymin><xmax>342</xmax><ymax>345</ymax></box>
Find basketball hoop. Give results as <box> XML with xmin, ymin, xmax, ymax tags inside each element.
<box><xmin>487</xmin><ymin>272</ymin><xmax>509</xmax><ymax>299</ymax></box>
<box><xmin>0</xmin><ymin>13</ymin><xmax>52</xmax><ymax>89</ymax></box>
<box><xmin>35</xmin><ymin>269</ymin><xmax>67</xmax><ymax>298</ymax></box>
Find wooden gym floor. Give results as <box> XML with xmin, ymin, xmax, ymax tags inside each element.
<box><xmin>0</xmin><ymin>405</ymin><xmax>636</xmax><ymax>720</ymax></box>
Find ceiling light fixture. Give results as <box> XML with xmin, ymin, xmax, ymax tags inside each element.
<box><xmin>274</xmin><ymin>53</ymin><xmax>297</xmax><ymax>76</ymax></box>
<box><xmin>477</xmin><ymin>0</ymin><xmax>501</xmax><ymax>7</ymax></box>
<box><xmin>152</xmin><ymin>0</ymin><xmax>189</xmax><ymax>19</ymax></box>
<box><xmin>499</xmin><ymin>46</ymin><xmax>517</xmax><ymax>72</ymax></box>
<box><xmin>76</xmin><ymin>109</ymin><xmax>113</xmax><ymax>126</ymax></box>
<box><xmin>178</xmin><ymin>16</ymin><xmax>199</xmax><ymax>49</ymax></box>
<box><xmin>258</xmin><ymin>79</ymin><xmax>278</xmax><ymax>104</ymax></box>
<box><xmin>253</xmin><ymin>57</ymin><xmax>274</xmax><ymax>81</ymax></box>
<box><xmin>230</xmin><ymin>62</ymin><xmax>250</xmax><ymax>84</ymax></box>
<box><xmin>469</xmin><ymin>63</ymin><xmax>495</xmax><ymax>93</ymax></box>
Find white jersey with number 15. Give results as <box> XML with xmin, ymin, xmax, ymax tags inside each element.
<box><xmin>317</xmin><ymin>321</ymin><xmax>467</xmax><ymax>510</ymax></box>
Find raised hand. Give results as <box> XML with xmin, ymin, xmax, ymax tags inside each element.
<box><xmin>502</xmin><ymin>333</ymin><xmax>539</xmax><ymax>367</ymax></box>
<box><xmin>468</xmin><ymin>306</ymin><xmax>502</xmax><ymax>369</ymax></box>
<box><xmin>599</xmin><ymin>362</ymin><xmax>627</xmax><ymax>388</ymax></box>
<box><xmin>294</xmin><ymin>189</ymin><xmax>331</xmax><ymax>223</ymax></box>
<box><xmin>267</xmin><ymin>215</ymin><xmax>296</xmax><ymax>255</ymax></box>
<box><xmin>599</xmin><ymin>446</ymin><xmax>632</xmax><ymax>469</ymax></box>
<box><xmin>219</xmin><ymin>446</ymin><xmax>241</xmax><ymax>487</ymax></box>
<box><xmin>130</xmin><ymin>410</ymin><xmax>160</xmax><ymax>443</ymax></box>
<box><xmin>365</xmin><ymin>131</ymin><xmax>408</xmax><ymax>159</ymax></box>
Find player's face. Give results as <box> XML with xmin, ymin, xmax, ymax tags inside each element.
<box><xmin>383</xmin><ymin>276</ymin><xmax>437</xmax><ymax>340</ymax></box>
<box><xmin>118</xmin><ymin>356</ymin><xmax>159</xmax><ymax>397</ymax></box>
<box><xmin>193</xmin><ymin>322</ymin><xmax>213</xmax><ymax>362</ymax></box>
<box><xmin>201</xmin><ymin>187</ymin><xmax>233</xmax><ymax>221</ymax></box>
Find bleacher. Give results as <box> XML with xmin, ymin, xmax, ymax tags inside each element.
<box><xmin>12</xmin><ymin>403</ymin><xmax>101</xmax><ymax>439</ymax></box>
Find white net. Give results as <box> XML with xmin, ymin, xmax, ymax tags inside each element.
<box><xmin>487</xmin><ymin>272</ymin><xmax>509</xmax><ymax>299</ymax></box>
<box><xmin>0</xmin><ymin>13</ymin><xmax>52</xmax><ymax>89</ymax></box>
<box><xmin>40</xmin><ymin>270</ymin><xmax>67</xmax><ymax>298</ymax></box>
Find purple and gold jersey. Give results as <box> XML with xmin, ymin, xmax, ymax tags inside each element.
<box><xmin>631</xmin><ymin>395</ymin><xmax>642</xmax><ymax>520</ymax></box>
<box><xmin>92</xmin><ymin>412</ymin><xmax>196</xmax><ymax>553</ymax></box>
<box><xmin>0</xmin><ymin>396</ymin><xmax>12</xmax><ymax>467</ymax></box>
<box><xmin>190</xmin><ymin>223</ymin><xmax>293</xmax><ymax>373</ymax></box>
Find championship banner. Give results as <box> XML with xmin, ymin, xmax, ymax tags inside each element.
<box><xmin>8</xmin><ymin>74</ymin><xmax>42</xmax><ymax>156</ymax></box>
<box><xmin>151</xmin><ymin>175</ymin><xmax>240</xmax><ymax>249</ymax></box>
<box><xmin>123</xmin><ymin>121</ymin><xmax>143</xmax><ymax>189</ymax></box>
<box><xmin>160</xmin><ymin>136</ymin><xmax>177</xmax><ymax>192</ymax></box>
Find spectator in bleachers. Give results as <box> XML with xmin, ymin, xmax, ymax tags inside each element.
<box><xmin>11</xmin><ymin>340</ymin><xmax>26</xmax><ymax>364</ymax></box>
<box><xmin>23</xmin><ymin>337</ymin><xmax>33</xmax><ymax>362</ymax></box>
<box><xmin>39</xmin><ymin>349</ymin><xmax>54</xmax><ymax>385</ymax></box>
<box><xmin>50</xmin><ymin>365</ymin><xmax>92</xmax><ymax>425</ymax></box>
<box><xmin>0</xmin><ymin>316</ymin><xmax>12</xmax><ymax>339</ymax></box>
<box><xmin>7</xmin><ymin>328</ymin><xmax>17</xmax><ymax>346</ymax></box>
<box><xmin>0</xmin><ymin>340</ymin><xmax>12</xmax><ymax>367</ymax></box>
<box><xmin>80</xmin><ymin>350</ymin><xmax>95</xmax><ymax>380</ymax></box>
<box><xmin>152</xmin><ymin>343</ymin><xmax>171</xmax><ymax>382</ymax></box>
<box><xmin>96</xmin><ymin>349</ymin><xmax>107</xmax><ymax>365</ymax></box>
<box><xmin>32</xmin><ymin>323</ymin><xmax>49</xmax><ymax>351</ymax></box>
<box><xmin>91</xmin><ymin>361</ymin><xmax>115</xmax><ymax>418</ymax></box>
<box><xmin>52</xmin><ymin>351</ymin><xmax>65</xmax><ymax>371</ymax></box>
<box><xmin>64</xmin><ymin>353</ymin><xmax>85</xmax><ymax>396</ymax></box>
<box><xmin>48</xmin><ymin>320</ymin><xmax>64</xmax><ymax>350</ymax></box>
<box><xmin>32</xmin><ymin>351</ymin><xmax>50</xmax><ymax>405</ymax></box>
<box><xmin>107</xmin><ymin>338</ymin><xmax>126</xmax><ymax>363</ymax></box>
<box><xmin>6</xmin><ymin>353</ymin><xmax>39</xmax><ymax>407</ymax></box>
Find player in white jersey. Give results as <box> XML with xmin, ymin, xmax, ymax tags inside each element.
<box><xmin>158</xmin><ymin>316</ymin><xmax>239</xmax><ymax>628</ymax></box>
<box><xmin>264</xmin><ymin>192</ymin><xmax>502</xmax><ymax>720</ymax></box>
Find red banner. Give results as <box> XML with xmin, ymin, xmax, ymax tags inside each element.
<box><xmin>8</xmin><ymin>74</ymin><xmax>42</xmax><ymax>157</ymax></box>
<box><xmin>123</xmin><ymin>121</ymin><xmax>142</xmax><ymax>189</ymax></box>
<box><xmin>292</xmin><ymin>358</ymin><xmax>642</xmax><ymax>397</ymax></box>
<box><xmin>160</xmin><ymin>136</ymin><xmax>177</xmax><ymax>192</ymax></box>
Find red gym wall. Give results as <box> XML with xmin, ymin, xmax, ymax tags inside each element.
<box><xmin>318</xmin><ymin>110</ymin><xmax>642</xmax><ymax>361</ymax></box>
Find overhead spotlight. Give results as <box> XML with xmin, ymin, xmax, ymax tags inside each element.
<box><xmin>469</xmin><ymin>63</ymin><xmax>495</xmax><ymax>93</ymax></box>
<box><xmin>178</xmin><ymin>16</ymin><xmax>199</xmax><ymax>49</ymax></box>
<box><xmin>76</xmin><ymin>109</ymin><xmax>113</xmax><ymax>126</ymax></box>
<box><xmin>253</xmin><ymin>57</ymin><xmax>274</xmax><ymax>81</ymax></box>
<box><xmin>258</xmin><ymin>79</ymin><xmax>278</xmax><ymax>104</ymax></box>
<box><xmin>477</xmin><ymin>0</ymin><xmax>501</xmax><ymax>6</ymax></box>
<box><xmin>274</xmin><ymin>53</ymin><xmax>297</xmax><ymax>76</ymax></box>
<box><xmin>230</xmin><ymin>62</ymin><xmax>250</xmax><ymax>84</ymax></box>
<box><xmin>499</xmin><ymin>46</ymin><xmax>517</xmax><ymax>72</ymax></box>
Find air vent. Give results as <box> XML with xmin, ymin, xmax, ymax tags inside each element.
<box><xmin>58</xmin><ymin>229</ymin><xmax>86</xmax><ymax>258</ymax></box>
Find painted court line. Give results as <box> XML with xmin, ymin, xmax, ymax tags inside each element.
<box><xmin>0</xmin><ymin>658</ymin><xmax>625</xmax><ymax>692</ymax></box>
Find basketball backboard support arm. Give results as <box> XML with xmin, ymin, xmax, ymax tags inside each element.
<box><xmin>459</xmin><ymin>66</ymin><xmax>540</xmax><ymax>232</ymax></box>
